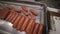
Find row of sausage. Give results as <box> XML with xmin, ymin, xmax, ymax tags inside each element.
<box><xmin>5</xmin><ymin>11</ymin><xmax>44</xmax><ymax>34</ymax></box>
<box><xmin>0</xmin><ymin>6</ymin><xmax>38</xmax><ymax>19</ymax></box>
<box><xmin>0</xmin><ymin>6</ymin><xmax>44</xmax><ymax>34</ymax></box>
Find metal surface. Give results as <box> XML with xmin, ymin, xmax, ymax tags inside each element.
<box><xmin>0</xmin><ymin>19</ymin><xmax>26</xmax><ymax>34</ymax></box>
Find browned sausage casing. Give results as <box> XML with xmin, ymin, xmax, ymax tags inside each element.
<box><xmin>28</xmin><ymin>22</ymin><xmax>35</xmax><ymax>34</ymax></box>
<box><xmin>11</xmin><ymin>13</ymin><xmax>19</xmax><ymax>24</ymax></box>
<box><xmin>0</xmin><ymin>7</ymin><xmax>10</xmax><ymax>19</ymax></box>
<box><xmin>21</xmin><ymin>6</ymin><xmax>27</xmax><ymax>12</ymax></box>
<box><xmin>25</xmin><ymin>18</ymin><xmax>34</xmax><ymax>34</ymax></box>
<box><xmin>13</xmin><ymin>14</ymin><xmax>22</xmax><ymax>28</ymax></box>
<box><xmin>30</xmin><ymin>9</ymin><xmax>38</xmax><ymax>16</ymax></box>
<box><xmin>20</xmin><ymin>17</ymin><xmax>30</xmax><ymax>31</ymax></box>
<box><xmin>8</xmin><ymin>11</ymin><xmax>17</xmax><ymax>22</ymax></box>
<box><xmin>0</xmin><ymin>10</ymin><xmax>3</xmax><ymax>19</ymax></box>
<box><xmin>16</xmin><ymin>16</ymin><xmax>25</xmax><ymax>30</ymax></box>
<box><xmin>38</xmin><ymin>24</ymin><xmax>44</xmax><ymax>34</ymax></box>
<box><xmin>29</xmin><ymin>11</ymin><xmax>34</xmax><ymax>17</ymax></box>
<box><xmin>6</xmin><ymin>11</ymin><xmax>14</xmax><ymax>21</ymax></box>
<box><xmin>32</xmin><ymin>23</ymin><xmax>39</xmax><ymax>34</ymax></box>
<box><xmin>21</xmin><ymin>6</ymin><xmax>28</xmax><ymax>16</ymax></box>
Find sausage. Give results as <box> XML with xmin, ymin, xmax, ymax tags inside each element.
<box><xmin>6</xmin><ymin>6</ymin><xmax>21</xmax><ymax>13</ymax></box>
<box><xmin>0</xmin><ymin>10</ymin><xmax>3</xmax><ymax>19</ymax></box>
<box><xmin>38</xmin><ymin>24</ymin><xmax>44</xmax><ymax>34</ymax></box>
<box><xmin>7</xmin><ymin>6</ymin><xmax>17</xmax><ymax>11</ymax></box>
<box><xmin>31</xmin><ymin>23</ymin><xmax>36</xmax><ymax>34</ymax></box>
<box><xmin>0</xmin><ymin>14</ymin><xmax>2</xmax><ymax>18</ymax></box>
<box><xmin>8</xmin><ymin>11</ymin><xmax>17</xmax><ymax>22</ymax></box>
<box><xmin>21</xmin><ymin>6</ymin><xmax>27</xmax><ymax>12</ymax></box>
<box><xmin>32</xmin><ymin>23</ymin><xmax>39</xmax><ymax>34</ymax></box>
<box><xmin>13</xmin><ymin>14</ymin><xmax>22</xmax><ymax>28</ymax></box>
<box><xmin>20</xmin><ymin>17</ymin><xmax>30</xmax><ymax>31</ymax></box>
<box><xmin>29</xmin><ymin>10</ymin><xmax>35</xmax><ymax>19</ymax></box>
<box><xmin>6</xmin><ymin>11</ymin><xmax>14</xmax><ymax>21</ymax></box>
<box><xmin>15</xmin><ymin>10</ymin><xmax>21</xmax><ymax>13</ymax></box>
<box><xmin>0</xmin><ymin>7</ymin><xmax>10</xmax><ymax>19</ymax></box>
<box><xmin>16</xmin><ymin>16</ymin><xmax>25</xmax><ymax>30</ymax></box>
<box><xmin>11</xmin><ymin>13</ymin><xmax>19</xmax><ymax>24</ymax></box>
<box><xmin>3</xmin><ymin>10</ymin><xmax>9</xmax><ymax>19</ymax></box>
<box><xmin>25</xmin><ymin>18</ymin><xmax>34</xmax><ymax>34</ymax></box>
<box><xmin>29</xmin><ymin>9</ymin><xmax>38</xmax><ymax>16</ymax></box>
<box><xmin>28</xmin><ymin>22</ymin><xmax>35</xmax><ymax>34</ymax></box>
<box><xmin>21</xmin><ymin>6</ymin><xmax>28</xmax><ymax>16</ymax></box>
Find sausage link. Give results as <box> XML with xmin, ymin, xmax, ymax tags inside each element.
<box><xmin>21</xmin><ymin>6</ymin><xmax>28</xmax><ymax>16</ymax></box>
<box><xmin>0</xmin><ymin>10</ymin><xmax>3</xmax><ymax>19</ymax></box>
<box><xmin>28</xmin><ymin>22</ymin><xmax>35</xmax><ymax>34</ymax></box>
<box><xmin>38</xmin><ymin>24</ymin><xmax>44</xmax><ymax>34</ymax></box>
<box><xmin>32</xmin><ymin>23</ymin><xmax>39</xmax><ymax>34</ymax></box>
<box><xmin>0</xmin><ymin>14</ymin><xmax>2</xmax><ymax>19</ymax></box>
<box><xmin>25</xmin><ymin>18</ymin><xmax>34</xmax><ymax>34</ymax></box>
<box><xmin>0</xmin><ymin>7</ymin><xmax>10</xmax><ymax>19</ymax></box>
<box><xmin>21</xmin><ymin>6</ymin><xmax>27</xmax><ymax>12</ymax></box>
<box><xmin>16</xmin><ymin>16</ymin><xmax>25</xmax><ymax>30</ymax></box>
<box><xmin>8</xmin><ymin>12</ymin><xmax>17</xmax><ymax>22</ymax></box>
<box><xmin>11</xmin><ymin>13</ymin><xmax>19</xmax><ymax>24</ymax></box>
<box><xmin>20</xmin><ymin>17</ymin><xmax>30</xmax><ymax>31</ymax></box>
<box><xmin>1</xmin><ymin>7</ymin><xmax>9</xmax><ymax>14</ymax></box>
<box><xmin>29</xmin><ymin>9</ymin><xmax>36</xmax><ymax>19</ymax></box>
<box><xmin>6</xmin><ymin>11</ymin><xmax>15</xmax><ymax>21</ymax></box>
<box><xmin>30</xmin><ymin>9</ymin><xmax>38</xmax><ymax>16</ymax></box>
<box><xmin>29</xmin><ymin>10</ymin><xmax>35</xmax><ymax>19</ymax></box>
<box><xmin>13</xmin><ymin>14</ymin><xmax>22</xmax><ymax>28</ymax></box>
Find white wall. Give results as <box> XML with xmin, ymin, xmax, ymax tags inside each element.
<box><xmin>49</xmin><ymin>16</ymin><xmax>60</xmax><ymax>34</ymax></box>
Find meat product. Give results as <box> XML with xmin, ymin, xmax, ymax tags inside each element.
<box><xmin>38</xmin><ymin>24</ymin><xmax>44</xmax><ymax>34</ymax></box>
<box><xmin>25</xmin><ymin>18</ymin><xmax>34</xmax><ymax>34</ymax></box>
<box><xmin>0</xmin><ymin>7</ymin><xmax>10</xmax><ymax>19</ymax></box>
<box><xmin>32</xmin><ymin>23</ymin><xmax>39</xmax><ymax>34</ymax></box>
<box><xmin>29</xmin><ymin>10</ymin><xmax>35</xmax><ymax>19</ymax></box>
<box><xmin>20</xmin><ymin>17</ymin><xmax>30</xmax><ymax>31</ymax></box>
<box><xmin>21</xmin><ymin>6</ymin><xmax>27</xmax><ymax>12</ymax></box>
<box><xmin>13</xmin><ymin>14</ymin><xmax>22</xmax><ymax>28</ymax></box>
<box><xmin>21</xmin><ymin>6</ymin><xmax>28</xmax><ymax>16</ymax></box>
<box><xmin>29</xmin><ymin>9</ymin><xmax>38</xmax><ymax>16</ymax></box>
<box><xmin>0</xmin><ymin>10</ymin><xmax>2</xmax><ymax>18</ymax></box>
<box><xmin>6</xmin><ymin>11</ymin><xmax>15</xmax><ymax>21</ymax></box>
<box><xmin>28</xmin><ymin>22</ymin><xmax>35</xmax><ymax>34</ymax></box>
<box><xmin>8</xmin><ymin>11</ymin><xmax>17</xmax><ymax>22</ymax></box>
<box><xmin>16</xmin><ymin>16</ymin><xmax>25</xmax><ymax>30</ymax></box>
<box><xmin>6</xmin><ymin>6</ymin><xmax>14</xmax><ymax>10</ymax></box>
<box><xmin>11</xmin><ymin>13</ymin><xmax>19</xmax><ymax>24</ymax></box>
